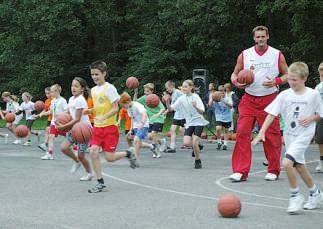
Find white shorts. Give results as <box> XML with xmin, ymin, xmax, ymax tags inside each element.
<box><xmin>13</xmin><ymin>114</ymin><xmax>23</xmax><ymax>125</ymax></box>
<box><xmin>284</xmin><ymin>132</ymin><xmax>313</xmax><ymax>164</ymax></box>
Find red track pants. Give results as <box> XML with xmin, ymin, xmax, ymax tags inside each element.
<box><xmin>232</xmin><ymin>93</ymin><xmax>281</xmax><ymax>179</ymax></box>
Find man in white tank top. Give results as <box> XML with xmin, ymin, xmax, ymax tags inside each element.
<box><xmin>229</xmin><ymin>26</ymin><xmax>288</xmax><ymax>182</ymax></box>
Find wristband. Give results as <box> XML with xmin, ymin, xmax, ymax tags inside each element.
<box><xmin>274</xmin><ymin>77</ymin><xmax>283</xmax><ymax>86</ymax></box>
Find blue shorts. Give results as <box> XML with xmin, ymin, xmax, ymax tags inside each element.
<box><xmin>132</xmin><ymin>127</ymin><xmax>149</xmax><ymax>140</ymax></box>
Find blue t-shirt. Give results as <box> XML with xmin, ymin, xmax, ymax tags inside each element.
<box><xmin>171</xmin><ymin>89</ymin><xmax>184</xmax><ymax>120</ymax></box>
<box><xmin>213</xmin><ymin>98</ymin><xmax>232</xmax><ymax>123</ymax></box>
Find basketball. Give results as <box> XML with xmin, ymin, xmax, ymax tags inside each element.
<box><xmin>126</xmin><ymin>76</ymin><xmax>139</xmax><ymax>89</ymax></box>
<box><xmin>237</xmin><ymin>69</ymin><xmax>254</xmax><ymax>85</ymax></box>
<box><xmin>15</xmin><ymin>125</ymin><xmax>29</xmax><ymax>138</ymax></box>
<box><xmin>217</xmin><ymin>194</ymin><xmax>241</xmax><ymax>218</ymax></box>
<box><xmin>212</xmin><ymin>91</ymin><xmax>223</xmax><ymax>102</ymax></box>
<box><xmin>162</xmin><ymin>94</ymin><xmax>171</xmax><ymax>104</ymax></box>
<box><xmin>71</xmin><ymin>122</ymin><xmax>93</xmax><ymax>144</ymax></box>
<box><xmin>5</xmin><ymin>113</ymin><xmax>16</xmax><ymax>123</ymax></box>
<box><xmin>34</xmin><ymin>100</ymin><xmax>45</xmax><ymax>113</ymax></box>
<box><xmin>146</xmin><ymin>94</ymin><xmax>160</xmax><ymax>108</ymax></box>
<box><xmin>55</xmin><ymin>112</ymin><xmax>72</xmax><ymax>131</ymax></box>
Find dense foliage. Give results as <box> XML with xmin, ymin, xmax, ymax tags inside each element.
<box><xmin>0</xmin><ymin>0</ymin><xmax>322</xmax><ymax>100</ymax></box>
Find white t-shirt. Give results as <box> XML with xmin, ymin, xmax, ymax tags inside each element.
<box><xmin>6</xmin><ymin>101</ymin><xmax>23</xmax><ymax>123</ymax></box>
<box><xmin>68</xmin><ymin>95</ymin><xmax>91</xmax><ymax>125</ymax></box>
<box><xmin>50</xmin><ymin>96</ymin><xmax>68</xmax><ymax>124</ymax></box>
<box><xmin>127</xmin><ymin>101</ymin><xmax>149</xmax><ymax>129</ymax></box>
<box><xmin>315</xmin><ymin>82</ymin><xmax>323</xmax><ymax>102</ymax></box>
<box><xmin>171</xmin><ymin>93</ymin><xmax>209</xmax><ymax>128</ymax></box>
<box><xmin>91</xmin><ymin>82</ymin><xmax>120</xmax><ymax>104</ymax></box>
<box><xmin>19</xmin><ymin>101</ymin><xmax>35</xmax><ymax>120</ymax></box>
<box><xmin>265</xmin><ymin>87</ymin><xmax>323</xmax><ymax>163</ymax></box>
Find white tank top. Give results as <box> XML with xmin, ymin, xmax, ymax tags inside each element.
<box><xmin>243</xmin><ymin>46</ymin><xmax>280</xmax><ymax>96</ymax></box>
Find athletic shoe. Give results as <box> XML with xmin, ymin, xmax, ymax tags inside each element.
<box><xmin>23</xmin><ymin>141</ymin><xmax>32</xmax><ymax>146</ymax></box>
<box><xmin>287</xmin><ymin>195</ymin><xmax>304</xmax><ymax>214</ymax></box>
<box><xmin>315</xmin><ymin>161</ymin><xmax>322</xmax><ymax>172</ymax></box>
<box><xmin>88</xmin><ymin>183</ymin><xmax>106</xmax><ymax>193</ymax></box>
<box><xmin>128</xmin><ymin>147</ymin><xmax>138</xmax><ymax>169</ymax></box>
<box><xmin>12</xmin><ymin>139</ymin><xmax>21</xmax><ymax>145</ymax></box>
<box><xmin>216</xmin><ymin>142</ymin><xmax>222</xmax><ymax>150</ymax></box>
<box><xmin>304</xmin><ymin>191</ymin><xmax>323</xmax><ymax>210</ymax></box>
<box><xmin>165</xmin><ymin>147</ymin><xmax>176</xmax><ymax>153</ymax></box>
<box><xmin>4</xmin><ymin>134</ymin><xmax>9</xmax><ymax>144</ymax></box>
<box><xmin>80</xmin><ymin>173</ymin><xmax>94</xmax><ymax>181</ymax></box>
<box><xmin>222</xmin><ymin>145</ymin><xmax>227</xmax><ymax>150</ymax></box>
<box><xmin>41</xmin><ymin>153</ymin><xmax>54</xmax><ymax>160</ymax></box>
<box><xmin>263</xmin><ymin>160</ymin><xmax>268</xmax><ymax>166</ymax></box>
<box><xmin>194</xmin><ymin>159</ymin><xmax>202</xmax><ymax>169</ymax></box>
<box><xmin>150</xmin><ymin>144</ymin><xmax>158</xmax><ymax>157</ymax></box>
<box><xmin>229</xmin><ymin>173</ymin><xmax>244</xmax><ymax>182</ymax></box>
<box><xmin>38</xmin><ymin>143</ymin><xmax>47</xmax><ymax>152</ymax></box>
<box><xmin>70</xmin><ymin>162</ymin><xmax>81</xmax><ymax>174</ymax></box>
<box><xmin>155</xmin><ymin>152</ymin><xmax>161</xmax><ymax>158</ymax></box>
<box><xmin>264</xmin><ymin>173</ymin><xmax>278</xmax><ymax>181</ymax></box>
<box><xmin>160</xmin><ymin>138</ymin><xmax>167</xmax><ymax>152</ymax></box>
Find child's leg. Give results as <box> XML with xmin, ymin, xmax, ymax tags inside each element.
<box><xmin>78</xmin><ymin>152</ymin><xmax>92</xmax><ymax>173</ymax></box>
<box><xmin>47</xmin><ymin>134</ymin><xmax>55</xmax><ymax>154</ymax></box>
<box><xmin>60</xmin><ymin>140</ymin><xmax>79</xmax><ymax>163</ymax></box>
<box><xmin>133</xmin><ymin>136</ymin><xmax>142</xmax><ymax>157</ymax></box>
<box><xmin>216</xmin><ymin>125</ymin><xmax>222</xmax><ymax>149</ymax></box>
<box><xmin>295</xmin><ymin>164</ymin><xmax>315</xmax><ymax>189</ymax></box>
<box><xmin>44</xmin><ymin>126</ymin><xmax>50</xmax><ymax>144</ymax></box>
<box><xmin>316</xmin><ymin>144</ymin><xmax>323</xmax><ymax>172</ymax></box>
<box><xmin>89</xmin><ymin>145</ymin><xmax>103</xmax><ymax>179</ymax></box>
<box><xmin>170</xmin><ymin>124</ymin><xmax>177</xmax><ymax>149</ymax></box>
<box><xmin>192</xmin><ymin>135</ymin><xmax>200</xmax><ymax>160</ymax></box>
<box><xmin>223</xmin><ymin>127</ymin><xmax>229</xmax><ymax>149</ymax></box>
<box><xmin>282</xmin><ymin>158</ymin><xmax>299</xmax><ymax>189</ymax></box>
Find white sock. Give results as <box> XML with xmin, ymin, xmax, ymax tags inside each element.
<box><xmin>170</xmin><ymin>142</ymin><xmax>175</xmax><ymax>149</ymax></box>
<box><xmin>290</xmin><ymin>187</ymin><xmax>300</xmax><ymax>197</ymax></box>
<box><xmin>309</xmin><ymin>184</ymin><xmax>319</xmax><ymax>195</ymax></box>
<box><xmin>223</xmin><ymin>140</ymin><xmax>228</xmax><ymax>146</ymax></box>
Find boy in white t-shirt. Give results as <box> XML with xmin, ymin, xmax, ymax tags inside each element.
<box><xmin>253</xmin><ymin>62</ymin><xmax>323</xmax><ymax>214</ymax></box>
<box><xmin>119</xmin><ymin>92</ymin><xmax>152</xmax><ymax>160</ymax></box>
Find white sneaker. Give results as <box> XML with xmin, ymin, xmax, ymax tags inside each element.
<box><xmin>287</xmin><ymin>194</ymin><xmax>304</xmax><ymax>214</ymax></box>
<box><xmin>80</xmin><ymin>173</ymin><xmax>94</xmax><ymax>181</ymax></box>
<box><xmin>4</xmin><ymin>134</ymin><xmax>9</xmax><ymax>144</ymax></box>
<box><xmin>38</xmin><ymin>143</ymin><xmax>47</xmax><ymax>152</ymax></box>
<box><xmin>160</xmin><ymin>138</ymin><xmax>167</xmax><ymax>152</ymax></box>
<box><xmin>156</xmin><ymin>152</ymin><xmax>161</xmax><ymax>158</ymax></box>
<box><xmin>152</xmin><ymin>154</ymin><xmax>156</xmax><ymax>158</ymax></box>
<box><xmin>265</xmin><ymin>173</ymin><xmax>278</xmax><ymax>181</ymax></box>
<box><xmin>70</xmin><ymin>162</ymin><xmax>81</xmax><ymax>174</ymax></box>
<box><xmin>23</xmin><ymin>141</ymin><xmax>32</xmax><ymax>146</ymax></box>
<box><xmin>315</xmin><ymin>161</ymin><xmax>322</xmax><ymax>172</ymax></box>
<box><xmin>304</xmin><ymin>191</ymin><xmax>323</xmax><ymax>210</ymax></box>
<box><xmin>41</xmin><ymin>153</ymin><xmax>54</xmax><ymax>160</ymax></box>
<box><xmin>12</xmin><ymin>139</ymin><xmax>21</xmax><ymax>145</ymax></box>
<box><xmin>229</xmin><ymin>173</ymin><xmax>243</xmax><ymax>182</ymax></box>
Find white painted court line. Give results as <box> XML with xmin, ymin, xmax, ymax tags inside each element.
<box><xmin>215</xmin><ymin>160</ymin><xmax>319</xmax><ymax>201</ymax></box>
<box><xmin>102</xmin><ymin>171</ymin><xmax>323</xmax><ymax>214</ymax></box>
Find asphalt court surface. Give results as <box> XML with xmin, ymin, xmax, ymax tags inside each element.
<box><xmin>0</xmin><ymin>128</ymin><xmax>322</xmax><ymax>229</ymax></box>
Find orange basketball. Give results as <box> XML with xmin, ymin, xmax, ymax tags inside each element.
<box><xmin>5</xmin><ymin>113</ymin><xmax>16</xmax><ymax>123</ymax></box>
<box><xmin>126</xmin><ymin>76</ymin><xmax>139</xmax><ymax>89</ymax></box>
<box><xmin>217</xmin><ymin>194</ymin><xmax>241</xmax><ymax>218</ymax></box>
<box><xmin>15</xmin><ymin>125</ymin><xmax>29</xmax><ymax>138</ymax></box>
<box><xmin>212</xmin><ymin>91</ymin><xmax>223</xmax><ymax>102</ymax></box>
<box><xmin>55</xmin><ymin>112</ymin><xmax>73</xmax><ymax>131</ymax></box>
<box><xmin>71</xmin><ymin>122</ymin><xmax>93</xmax><ymax>144</ymax></box>
<box><xmin>146</xmin><ymin>94</ymin><xmax>160</xmax><ymax>108</ymax></box>
<box><xmin>34</xmin><ymin>100</ymin><xmax>45</xmax><ymax>113</ymax></box>
<box><xmin>237</xmin><ymin>69</ymin><xmax>254</xmax><ymax>85</ymax></box>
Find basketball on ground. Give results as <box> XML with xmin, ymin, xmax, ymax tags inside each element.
<box><xmin>5</xmin><ymin>113</ymin><xmax>16</xmax><ymax>123</ymax></box>
<box><xmin>126</xmin><ymin>76</ymin><xmax>139</xmax><ymax>89</ymax></box>
<box><xmin>237</xmin><ymin>69</ymin><xmax>254</xmax><ymax>85</ymax></box>
<box><xmin>71</xmin><ymin>122</ymin><xmax>93</xmax><ymax>144</ymax></box>
<box><xmin>34</xmin><ymin>100</ymin><xmax>45</xmax><ymax>113</ymax></box>
<box><xmin>15</xmin><ymin>125</ymin><xmax>29</xmax><ymax>138</ymax></box>
<box><xmin>217</xmin><ymin>194</ymin><xmax>241</xmax><ymax>218</ymax></box>
<box><xmin>146</xmin><ymin>94</ymin><xmax>160</xmax><ymax>108</ymax></box>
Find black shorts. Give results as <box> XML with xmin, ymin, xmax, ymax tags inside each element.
<box><xmin>215</xmin><ymin>121</ymin><xmax>231</xmax><ymax>129</ymax></box>
<box><xmin>148</xmin><ymin>123</ymin><xmax>164</xmax><ymax>133</ymax></box>
<box><xmin>172</xmin><ymin>119</ymin><xmax>186</xmax><ymax>127</ymax></box>
<box><xmin>315</xmin><ymin>118</ymin><xmax>323</xmax><ymax>144</ymax></box>
<box><xmin>26</xmin><ymin>120</ymin><xmax>35</xmax><ymax>130</ymax></box>
<box><xmin>184</xmin><ymin>126</ymin><xmax>204</xmax><ymax>137</ymax></box>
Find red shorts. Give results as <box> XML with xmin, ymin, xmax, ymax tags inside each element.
<box><xmin>49</xmin><ymin>125</ymin><xmax>66</xmax><ymax>137</ymax></box>
<box><xmin>89</xmin><ymin>125</ymin><xmax>119</xmax><ymax>153</ymax></box>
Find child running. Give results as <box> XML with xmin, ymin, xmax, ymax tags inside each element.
<box><xmin>253</xmin><ymin>62</ymin><xmax>323</xmax><ymax>214</ymax></box>
<box><xmin>38</xmin><ymin>87</ymin><xmax>53</xmax><ymax>152</ymax></box>
<box><xmin>120</xmin><ymin>91</ymin><xmax>152</xmax><ymax>158</ymax></box>
<box><xmin>56</xmin><ymin>77</ymin><xmax>94</xmax><ymax>181</ymax></box>
<box><xmin>15</xmin><ymin>92</ymin><xmax>41</xmax><ymax>146</ymax></box>
<box><xmin>167</xmin><ymin>80</ymin><xmax>209</xmax><ymax>169</ymax></box>
<box><xmin>87</xmin><ymin>60</ymin><xmax>137</xmax><ymax>193</ymax></box>
<box><xmin>0</xmin><ymin>110</ymin><xmax>9</xmax><ymax>144</ymax></box>
<box><xmin>134</xmin><ymin>83</ymin><xmax>166</xmax><ymax>158</ymax></box>
<box><xmin>118</xmin><ymin>107</ymin><xmax>133</xmax><ymax>147</ymax></box>
<box><xmin>36</xmin><ymin>84</ymin><xmax>68</xmax><ymax>160</ymax></box>
<box><xmin>1</xmin><ymin>92</ymin><xmax>23</xmax><ymax>144</ymax></box>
